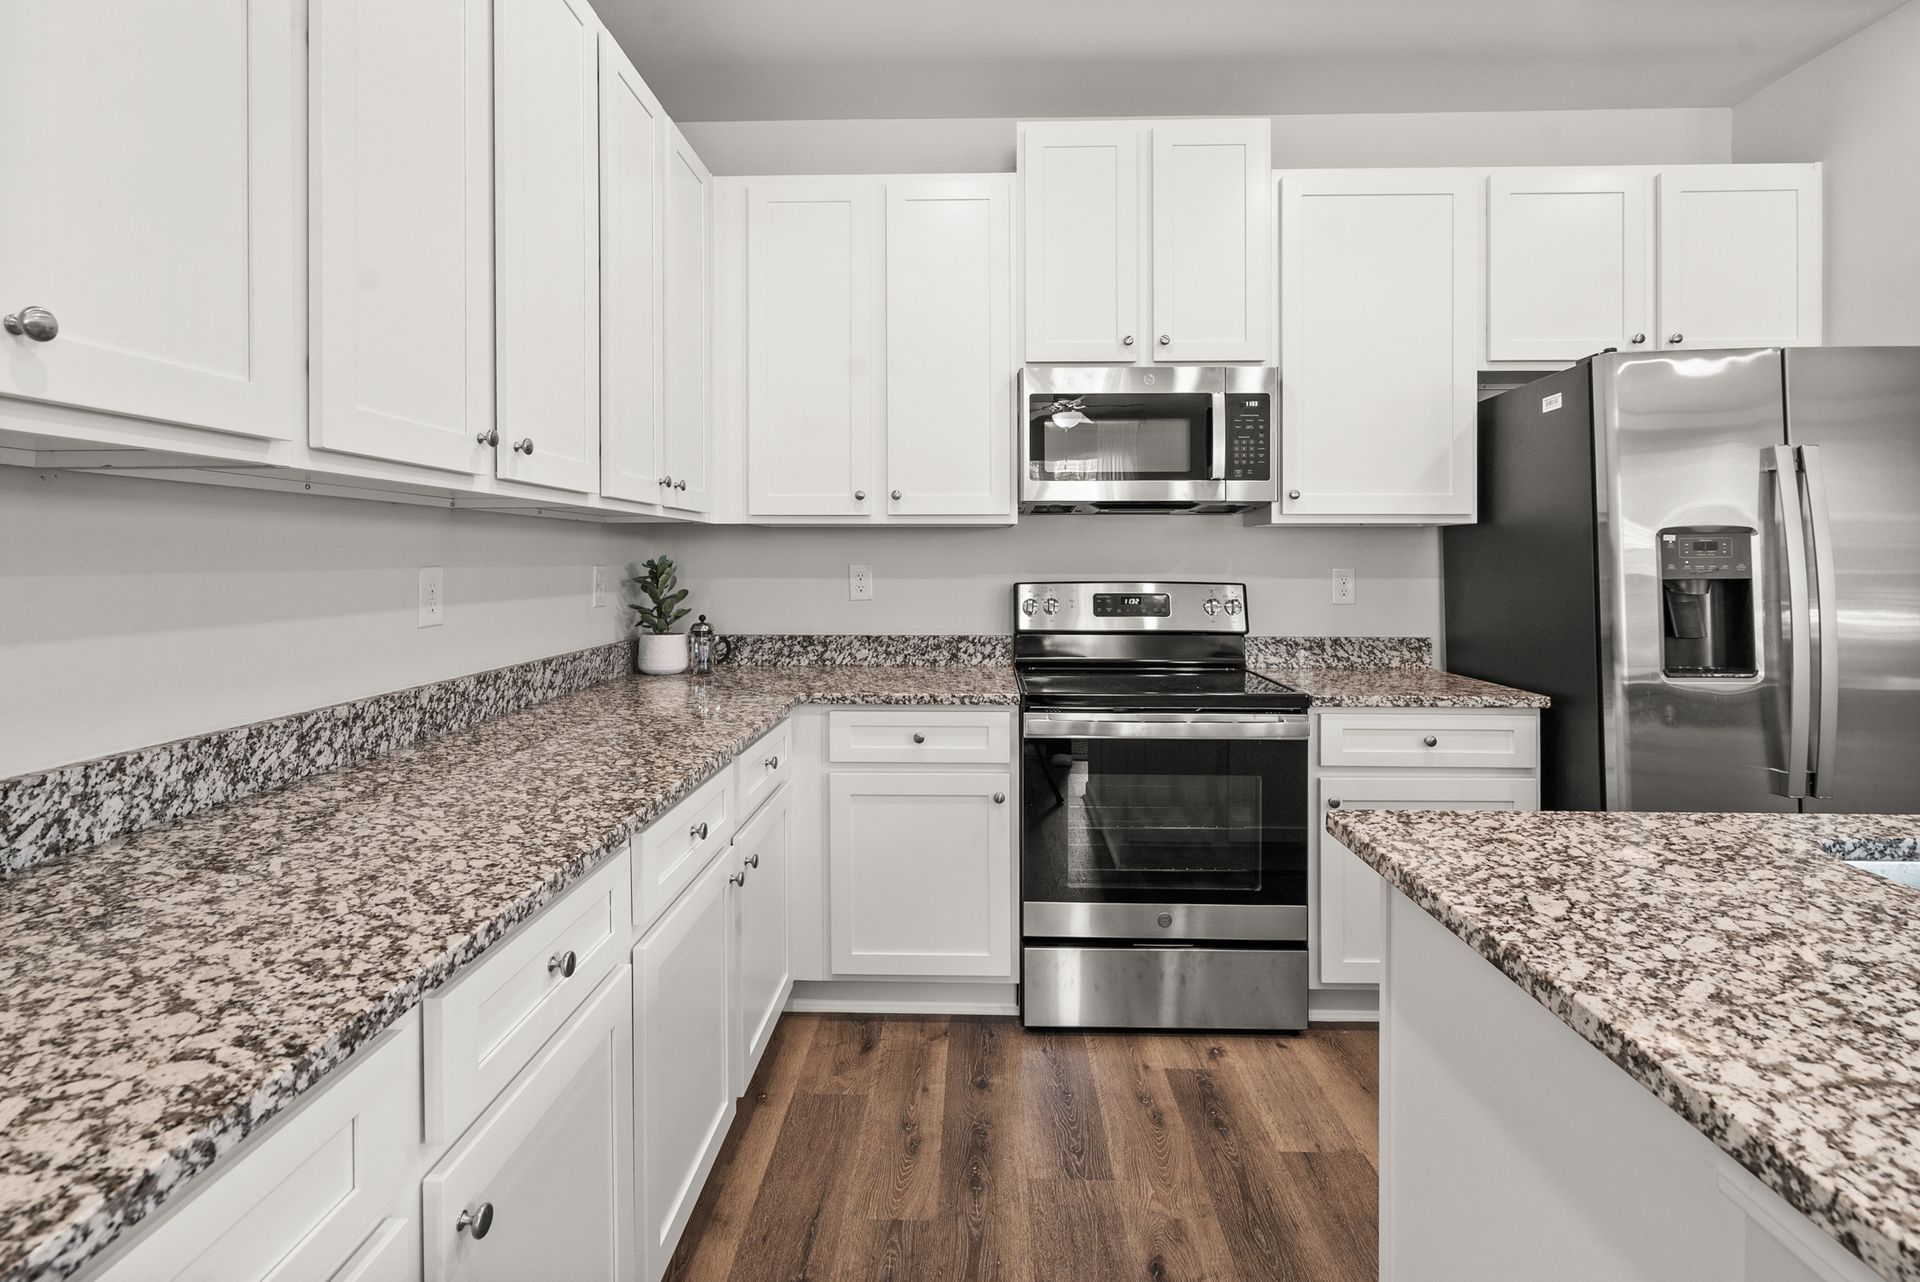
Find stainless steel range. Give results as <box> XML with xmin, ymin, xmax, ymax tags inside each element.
<box><xmin>1016</xmin><ymin>581</ymin><xmax>1311</xmax><ymax>1031</ymax></box>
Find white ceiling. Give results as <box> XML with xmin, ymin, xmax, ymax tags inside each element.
<box><xmin>596</xmin><ymin>0</ymin><xmax>1903</xmax><ymax>122</ymax></box>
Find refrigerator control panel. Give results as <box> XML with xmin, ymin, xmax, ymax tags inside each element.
<box><xmin>1660</xmin><ymin>528</ymin><xmax>1754</xmax><ymax>581</ymax></box>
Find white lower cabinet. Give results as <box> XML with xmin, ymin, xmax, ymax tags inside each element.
<box><xmin>422</xmin><ymin>965</ymin><xmax>634</xmax><ymax>1282</ymax></box>
<box><xmin>96</xmin><ymin>1014</ymin><xmax>428</xmax><ymax>1282</ymax></box>
<box><xmin>633</xmin><ymin>848</ymin><xmax>734</xmax><ymax>1281</ymax></box>
<box><xmin>828</xmin><ymin>770</ymin><xmax>1014</xmax><ymax>978</ymax></box>
<box><xmin>732</xmin><ymin>786</ymin><xmax>792</xmax><ymax>1095</ymax></box>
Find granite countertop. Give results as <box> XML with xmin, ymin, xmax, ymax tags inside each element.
<box><xmin>0</xmin><ymin>665</ymin><xmax>1016</xmax><ymax>1282</ymax></box>
<box><xmin>1329</xmin><ymin>808</ymin><xmax>1920</xmax><ymax>1282</ymax></box>
<box><xmin>1259</xmin><ymin>665</ymin><xmax>1550</xmax><ymax>708</ymax></box>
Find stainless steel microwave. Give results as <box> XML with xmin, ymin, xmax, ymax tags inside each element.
<box><xmin>1019</xmin><ymin>365</ymin><xmax>1277</xmax><ymax>514</ymax></box>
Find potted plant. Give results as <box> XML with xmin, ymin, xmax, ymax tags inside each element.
<box><xmin>631</xmin><ymin>556</ymin><xmax>693</xmax><ymax>675</ymax></box>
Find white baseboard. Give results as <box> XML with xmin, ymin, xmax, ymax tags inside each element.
<box><xmin>1310</xmin><ymin>986</ymin><xmax>1381</xmax><ymax>1023</ymax></box>
<box><xmin>784</xmin><ymin>979</ymin><xmax>1019</xmax><ymax>1017</ymax></box>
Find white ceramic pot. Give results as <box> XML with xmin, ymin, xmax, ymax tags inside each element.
<box><xmin>637</xmin><ymin>632</ymin><xmax>690</xmax><ymax>675</ymax></box>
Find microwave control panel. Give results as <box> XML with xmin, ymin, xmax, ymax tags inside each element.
<box><xmin>1225</xmin><ymin>394</ymin><xmax>1272</xmax><ymax>481</ymax></box>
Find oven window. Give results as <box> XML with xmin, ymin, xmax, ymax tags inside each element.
<box><xmin>1023</xmin><ymin>736</ymin><xmax>1308</xmax><ymax>907</ymax></box>
<box><xmin>1027</xmin><ymin>394</ymin><xmax>1211</xmax><ymax>481</ymax></box>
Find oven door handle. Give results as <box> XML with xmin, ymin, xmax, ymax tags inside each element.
<box><xmin>1023</xmin><ymin>712</ymin><xmax>1310</xmax><ymax>740</ymax></box>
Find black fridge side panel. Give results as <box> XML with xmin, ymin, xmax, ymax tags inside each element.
<box><xmin>1442</xmin><ymin>364</ymin><xmax>1607</xmax><ymax>810</ymax></box>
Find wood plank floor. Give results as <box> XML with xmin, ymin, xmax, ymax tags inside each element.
<box><xmin>664</xmin><ymin>1015</ymin><xmax>1379</xmax><ymax>1282</ymax></box>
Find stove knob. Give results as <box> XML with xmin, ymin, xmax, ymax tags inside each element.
<box><xmin>1202</xmin><ymin>598</ymin><xmax>1221</xmax><ymax>617</ymax></box>
<box><xmin>1020</xmin><ymin>597</ymin><xmax>1039</xmax><ymax>617</ymax></box>
<box><xmin>1223</xmin><ymin>598</ymin><xmax>1243</xmax><ymax>616</ymax></box>
<box><xmin>1043</xmin><ymin>597</ymin><xmax>1061</xmax><ymax>616</ymax></box>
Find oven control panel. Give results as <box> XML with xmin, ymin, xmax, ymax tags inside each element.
<box><xmin>1015</xmin><ymin>582</ymin><xmax>1249</xmax><ymax>633</ymax></box>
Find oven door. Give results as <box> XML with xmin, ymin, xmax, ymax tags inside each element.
<box><xmin>1021</xmin><ymin>711</ymin><xmax>1310</xmax><ymax>941</ymax></box>
<box><xmin>1023</xmin><ymin>387</ymin><xmax>1225</xmax><ymax>505</ymax></box>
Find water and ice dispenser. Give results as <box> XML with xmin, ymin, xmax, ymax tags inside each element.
<box><xmin>1659</xmin><ymin>527</ymin><xmax>1757</xmax><ymax>678</ymax></box>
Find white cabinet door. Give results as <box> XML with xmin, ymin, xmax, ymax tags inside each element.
<box><xmin>731</xmin><ymin>787</ymin><xmax>791</xmax><ymax>1096</ymax></box>
<box><xmin>0</xmin><ymin>0</ymin><xmax>299</xmax><ymax>439</ymax></box>
<box><xmin>309</xmin><ymin>0</ymin><xmax>491</xmax><ymax>476</ymax></box>
<box><xmin>493</xmin><ymin>0</ymin><xmax>599</xmax><ymax>493</ymax></box>
<box><xmin>423</xmin><ymin>967</ymin><xmax>634</xmax><ymax>1282</ymax></box>
<box><xmin>1151</xmin><ymin>119</ymin><xmax>1271</xmax><ymax>363</ymax></box>
<box><xmin>1317</xmin><ymin>774</ymin><xmax>1537</xmax><ymax>985</ymax></box>
<box><xmin>1657</xmin><ymin>165</ymin><xmax>1822</xmax><ymax>351</ymax></box>
<box><xmin>1486</xmin><ymin>170</ymin><xmax>1654</xmax><ymax>362</ymax></box>
<box><xmin>828</xmin><ymin>771</ymin><xmax>1014</xmax><ymax>978</ymax></box>
<box><xmin>1278</xmin><ymin>170</ymin><xmax>1479</xmax><ymax>521</ymax></box>
<box><xmin>746</xmin><ymin>182</ymin><xmax>876</xmax><ymax>516</ymax></box>
<box><xmin>1021</xmin><ymin>122</ymin><xmax>1142</xmax><ymax>363</ymax></box>
<box><xmin>885</xmin><ymin>178</ymin><xmax>1014</xmax><ymax>517</ymax></box>
<box><xmin>661</xmin><ymin>126</ymin><xmax>714</xmax><ymax>515</ymax></box>
<box><xmin>596</xmin><ymin>36</ymin><xmax>665</xmax><ymax>504</ymax></box>
<box><xmin>634</xmin><ymin>850</ymin><xmax>734</xmax><ymax>1279</ymax></box>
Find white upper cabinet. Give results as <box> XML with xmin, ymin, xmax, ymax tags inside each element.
<box><xmin>1277</xmin><ymin>170</ymin><xmax>1478</xmax><ymax>522</ymax></box>
<box><xmin>1486</xmin><ymin>170</ymin><xmax>1654</xmax><ymax>362</ymax></box>
<box><xmin>745</xmin><ymin>181</ymin><xmax>877</xmax><ymax>517</ymax></box>
<box><xmin>494</xmin><ymin>0</ymin><xmax>600</xmax><ymax>493</ymax></box>
<box><xmin>661</xmin><ymin>126</ymin><xmax>714</xmax><ymax>515</ymax></box>
<box><xmin>1021</xmin><ymin>122</ymin><xmax>1141</xmax><ymax>363</ymax></box>
<box><xmin>0</xmin><ymin>0</ymin><xmax>300</xmax><ymax>439</ymax></box>
<box><xmin>596</xmin><ymin>35</ymin><xmax>666</xmax><ymax>505</ymax></box>
<box><xmin>310</xmin><ymin>0</ymin><xmax>493</xmax><ymax>474</ymax></box>
<box><xmin>1151</xmin><ymin>119</ymin><xmax>1271</xmax><ymax>363</ymax></box>
<box><xmin>1657</xmin><ymin>164</ymin><xmax>1822</xmax><ymax>350</ymax></box>
<box><xmin>885</xmin><ymin>178</ymin><xmax>1014</xmax><ymax>517</ymax></box>
<box><xmin>1020</xmin><ymin>118</ymin><xmax>1271</xmax><ymax>364</ymax></box>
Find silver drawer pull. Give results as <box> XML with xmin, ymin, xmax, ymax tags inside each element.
<box><xmin>457</xmin><ymin>1202</ymin><xmax>495</xmax><ymax>1239</ymax></box>
<box><xmin>1423</xmin><ymin>735</ymin><xmax>1438</xmax><ymax>747</ymax></box>
<box><xmin>691</xmin><ymin>821</ymin><xmax>709</xmax><ymax>841</ymax></box>
<box><xmin>764</xmin><ymin>755</ymin><xmax>779</xmax><ymax>770</ymax></box>
<box><xmin>548</xmin><ymin>950</ymin><xmax>577</xmax><ymax>978</ymax></box>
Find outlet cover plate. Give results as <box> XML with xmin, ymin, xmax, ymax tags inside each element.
<box><xmin>419</xmin><ymin>566</ymin><xmax>445</xmax><ymax>627</ymax></box>
<box><xmin>1331</xmin><ymin>568</ymin><xmax>1355</xmax><ymax>605</ymax></box>
<box><xmin>849</xmin><ymin>564</ymin><xmax>873</xmax><ymax>601</ymax></box>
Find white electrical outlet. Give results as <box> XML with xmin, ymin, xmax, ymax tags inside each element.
<box><xmin>419</xmin><ymin>566</ymin><xmax>445</xmax><ymax>627</ymax></box>
<box><xmin>592</xmin><ymin>565</ymin><xmax>610</xmax><ymax>609</ymax></box>
<box><xmin>1332</xmin><ymin>568</ymin><xmax>1356</xmax><ymax>605</ymax></box>
<box><xmin>849</xmin><ymin>563</ymin><xmax>874</xmax><ymax>601</ymax></box>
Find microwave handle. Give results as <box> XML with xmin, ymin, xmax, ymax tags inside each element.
<box><xmin>1210</xmin><ymin>392</ymin><xmax>1228</xmax><ymax>481</ymax></box>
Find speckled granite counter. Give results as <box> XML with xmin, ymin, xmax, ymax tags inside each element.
<box><xmin>0</xmin><ymin>665</ymin><xmax>1015</xmax><ymax>1282</ymax></box>
<box><xmin>1329</xmin><ymin>808</ymin><xmax>1920</xmax><ymax>1282</ymax></box>
<box><xmin>1258</xmin><ymin>664</ymin><xmax>1549</xmax><ymax>708</ymax></box>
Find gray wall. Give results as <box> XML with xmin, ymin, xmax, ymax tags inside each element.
<box><xmin>1733</xmin><ymin>0</ymin><xmax>1920</xmax><ymax>344</ymax></box>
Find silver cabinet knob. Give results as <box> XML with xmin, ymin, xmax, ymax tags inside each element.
<box><xmin>891</xmin><ymin>489</ymin><xmax>903</xmax><ymax>500</ymax></box>
<box><xmin>691</xmin><ymin>821</ymin><xmax>709</xmax><ymax>841</ymax></box>
<box><xmin>1328</xmin><ymin>798</ymin><xmax>1342</xmax><ymax>808</ymax></box>
<box><xmin>476</xmin><ymin>428</ymin><xmax>499</xmax><ymax>447</ymax></box>
<box><xmin>674</xmin><ymin>479</ymin><xmax>687</xmax><ymax>491</ymax></box>
<box><xmin>764</xmin><ymin>755</ymin><xmax>779</xmax><ymax>770</ymax></box>
<box><xmin>912</xmin><ymin>732</ymin><xmax>926</xmax><ymax>744</ymax></box>
<box><xmin>854</xmin><ymin>490</ymin><xmax>866</xmax><ymax>501</ymax></box>
<box><xmin>1122</xmin><ymin>335</ymin><xmax>1135</xmax><ymax>347</ymax></box>
<box><xmin>1629</xmin><ymin>333</ymin><xmax>1647</xmax><ymax>345</ymax></box>
<box><xmin>729</xmin><ymin>870</ymin><xmax>746</xmax><ymax>886</ymax></box>
<box><xmin>1668</xmin><ymin>333</ymin><xmax>1684</xmax><ymax>344</ymax></box>
<box><xmin>746</xmin><ymin>852</ymin><xmax>760</xmax><ymax>869</ymax></box>
<box><xmin>1423</xmin><ymin>735</ymin><xmax>1438</xmax><ymax>747</ymax></box>
<box><xmin>993</xmin><ymin>792</ymin><xmax>1006</xmax><ymax>805</ymax></box>
<box><xmin>512</xmin><ymin>438</ymin><xmax>534</xmax><ymax>455</ymax></box>
<box><xmin>1159</xmin><ymin>334</ymin><xmax>1171</xmax><ymax>346</ymax></box>
<box><xmin>1288</xmin><ymin>489</ymin><xmax>1301</xmax><ymax>500</ymax></box>
<box><xmin>658</xmin><ymin>475</ymin><xmax>672</xmax><ymax>487</ymax></box>
<box><xmin>457</xmin><ymin>1203</ymin><xmax>495</xmax><ymax>1239</ymax></box>
<box><xmin>3</xmin><ymin>306</ymin><xmax>58</xmax><ymax>342</ymax></box>
<box><xmin>548</xmin><ymin>949</ymin><xmax>577</xmax><ymax>978</ymax></box>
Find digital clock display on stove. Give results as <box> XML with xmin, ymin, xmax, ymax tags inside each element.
<box><xmin>1092</xmin><ymin>593</ymin><xmax>1170</xmax><ymax>617</ymax></box>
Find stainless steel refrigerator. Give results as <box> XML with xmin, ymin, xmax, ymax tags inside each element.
<box><xmin>1443</xmin><ymin>346</ymin><xmax>1920</xmax><ymax>813</ymax></box>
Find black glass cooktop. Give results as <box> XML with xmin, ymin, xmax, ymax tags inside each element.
<box><xmin>1017</xmin><ymin>665</ymin><xmax>1310</xmax><ymax>713</ymax></box>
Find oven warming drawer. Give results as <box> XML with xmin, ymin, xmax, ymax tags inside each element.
<box><xmin>1024</xmin><ymin>900</ymin><xmax>1307</xmax><ymax>942</ymax></box>
<box><xmin>1023</xmin><ymin>944</ymin><xmax>1308</xmax><ymax>1031</ymax></box>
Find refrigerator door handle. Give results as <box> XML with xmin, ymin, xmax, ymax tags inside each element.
<box><xmin>1799</xmin><ymin>444</ymin><xmax>1840</xmax><ymax>798</ymax></box>
<box><xmin>1766</xmin><ymin>445</ymin><xmax>1814</xmax><ymax>798</ymax></box>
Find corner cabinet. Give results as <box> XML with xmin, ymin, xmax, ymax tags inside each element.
<box><xmin>661</xmin><ymin>126</ymin><xmax>714</xmax><ymax>515</ymax></box>
<box><xmin>1272</xmin><ymin>170</ymin><xmax>1479</xmax><ymax>524</ymax></box>
<box><xmin>0</xmin><ymin>0</ymin><xmax>301</xmax><ymax>440</ymax></box>
<box><xmin>1020</xmin><ymin>118</ymin><xmax>1270</xmax><ymax>364</ymax></box>
<box><xmin>596</xmin><ymin>34</ymin><xmax>666</xmax><ymax>505</ymax></box>
<box><xmin>493</xmin><ymin>0</ymin><xmax>600</xmax><ymax>493</ymax></box>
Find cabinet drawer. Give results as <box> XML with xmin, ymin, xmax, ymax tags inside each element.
<box><xmin>827</xmin><ymin>708</ymin><xmax>1011</xmax><ymax>764</ymax></box>
<box><xmin>734</xmin><ymin>719</ymin><xmax>793</xmax><ymax>823</ymax></box>
<box><xmin>424</xmin><ymin>850</ymin><xmax>631</xmax><ymax>1143</ymax></box>
<box><xmin>1317</xmin><ymin>712</ymin><xmax>1538</xmax><ymax>770</ymax></box>
<box><xmin>96</xmin><ymin>1013</ymin><xmax>424</xmax><ymax>1282</ymax></box>
<box><xmin>637</xmin><ymin>769</ymin><xmax>736</xmax><ymax>935</ymax></box>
